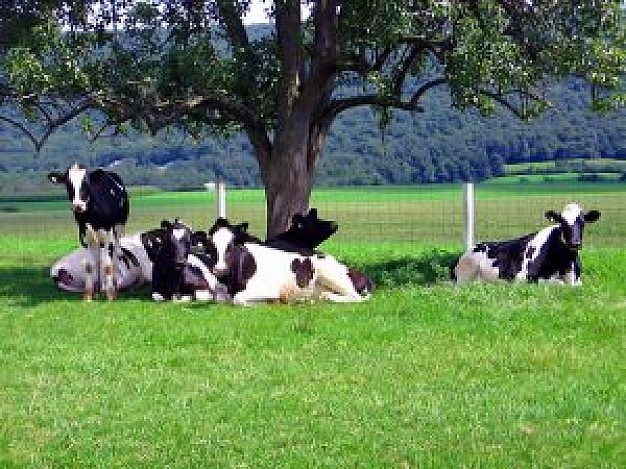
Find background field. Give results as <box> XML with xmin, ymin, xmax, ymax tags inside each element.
<box><xmin>1</xmin><ymin>181</ymin><xmax>625</xmax><ymax>468</ymax></box>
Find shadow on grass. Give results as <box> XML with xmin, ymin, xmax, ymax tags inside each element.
<box><xmin>358</xmin><ymin>248</ymin><xmax>461</xmax><ymax>289</ymax></box>
<box><xmin>0</xmin><ymin>265</ymin><xmax>153</xmax><ymax>307</ymax></box>
<box><xmin>0</xmin><ymin>249</ymin><xmax>463</xmax><ymax>307</ymax></box>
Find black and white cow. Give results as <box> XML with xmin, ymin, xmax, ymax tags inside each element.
<box><xmin>208</xmin><ymin>218</ymin><xmax>371</xmax><ymax>305</ymax></box>
<box><xmin>51</xmin><ymin>231</ymin><xmax>151</xmax><ymax>294</ymax></box>
<box><xmin>48</xmin><ymin>164</ymin><xmax>129</xmax><ymax>300</ymax></box>
<box><xmin>452</xmin><ymin>203</ymin><xmax>601</xmax><ymax>285</ymax></box>
<box><xmin>144</xmin><ymin>219</ymin><xmax>228</xmax><ymax>302</ymax></box>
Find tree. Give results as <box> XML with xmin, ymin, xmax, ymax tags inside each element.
<box><xmin>1</xmin><ymin>1</ymin><xmax>625</xmax><ymax>236</ymax></box>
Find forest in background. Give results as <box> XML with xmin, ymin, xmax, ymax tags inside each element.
<box><xmin>1</xmin><ymin>77</ymin><xmax>625</xmax><ymax>194</ymax></box>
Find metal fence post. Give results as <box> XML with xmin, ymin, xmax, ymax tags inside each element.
<box><xmin>463</xmin><ymin>182</ymin><xmax>475</xmax><ymax>250</ymax></box>
<box><xmin>205</xmin><ymin>181</ymin><xmax>227</xmax><ymax>219</ymax></box>
<box><xmin>216</xmin><ymin>180</ymin><xmax>227</xmax><ymax>219</ymax></box>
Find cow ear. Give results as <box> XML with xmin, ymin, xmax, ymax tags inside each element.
<box><xmin>545</xmin><ymin>210</ymin><xmax>562</xmax><ymax>223</ymax></box>
<box><xmin>237</xmin><ymin>222</ymin><xmax>249</xmax><ymax>232</ymax></box>
<box><xmin>309</xmin><ymin>208</ymin><xmax>318</xmax><ymax>218</ymax></box>
<box><xmin>160</xmin><ymin>220</ymin><xmax>173</xmax><ymax>230</ymax></box>
<box><xmin>584</xmin><ymin>210</ymin><xmax>601</xmax><ymax>223</ymax></box>
<box><xmin>47</xmin><ymin>172</ymin><xmax>66</xmax><ymax>184</ymax></box>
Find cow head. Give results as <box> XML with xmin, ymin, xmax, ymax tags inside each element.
<box><xmin>48</xmin><ymin>163</ymin><xmax>95</xmax><ymax>214</ymax></box>
<box><xmin>159</xmin><ymin>219</ymin><xmax>194</xmax><ymax>269</ymax></box>
<box><xmin>290</xmin><ymin>258</ymin><xmax>316</xmax><ymax>288</ymax></box>
<box><xmin>208</xmin><ymin>217</ymin><xmax>258</xmax><ymax>278</ymax></box>
<box><xmin>545</xmin><ymin>203</ymin><xmax>601</xmax><ymax>250</ymax></box>
<box><xmin>289</xmin><ymin>208</ymin><xmax>338</xmax><ymax>249</ymax></box>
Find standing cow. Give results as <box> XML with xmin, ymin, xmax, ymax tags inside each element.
<box><xmin>48</xmin><ymin>164</ymin><xmax>129</xmax><ymax>300</ymax></box>
<box><xmin>452</xmin><ymin>203</ymin><xmax>601</xmax><ymax>285</ymax></box>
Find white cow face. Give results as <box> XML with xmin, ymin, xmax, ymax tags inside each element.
<box><xmin>207</xmin><ymin>218</ymin><xmax>254</xmax><ymax>278</ymax></box>
<box><xmin>545</xmin><ymin>203</ymin><xmax>601</xmax><ymax>250</ymax></box>
<box><xmin>210</xmin><ymin>226</ymin><xmax>235</xmax><ymax>275</ymax></box>
<box><xmin>48</xmin><ymin>163</ymin><xmax>89</xmax><ymax>214</ymax></box>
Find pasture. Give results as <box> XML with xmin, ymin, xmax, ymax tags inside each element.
<box><xmin>1</xmin><ymin>182</ymin><xmax>625</xmax><ymax>468</ymax></box>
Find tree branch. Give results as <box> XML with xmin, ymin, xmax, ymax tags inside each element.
<box><xmin>0</xmin><ymin>115</ymin><xmax>42</xmax><ymax>150</ymax></box>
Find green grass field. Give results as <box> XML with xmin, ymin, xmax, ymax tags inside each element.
<box><xmin>1</xmin><ymin>182</ymin><xmax>625</xmax><ymax>468</ymax></box>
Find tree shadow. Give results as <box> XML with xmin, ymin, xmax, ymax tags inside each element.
<box><xmin>360</xmin><ymin>249</ymin><xmax>461</xmax><ymax>289</ymax></box>
<box><xmin>0</xmin><ymin>266</ymin><xmax>153</xmax><ymax>307</ymax></box>
<box><xmin>1</xmin><ymin>249</ymin><xmax>462</xmax><ymax>307</ymax></box>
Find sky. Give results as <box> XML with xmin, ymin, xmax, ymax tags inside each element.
<box><xmin>242</xmin><ymin>1</ymin><xmax>312</xmax><ymax>25</ymax></box>
<box><xmin>243</xmin><ymin>0</ymin><xmax>271</xmax><ymax>24</ymax></box>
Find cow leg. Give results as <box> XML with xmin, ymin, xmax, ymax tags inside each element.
<box><xmin>232</xmin><ymin>290</ymin><xmax>273</xmax><ymax>306</ymax></box>
<box><xmin>101</xmin><ymin>230</ymin><xmax>117</xmax><ymax>300</ymax></box>
<box><xmin>314</xmin><ymin>256</ymin><xmax>368</xmax><ymax>302</ymax></box>
<box><xmin>82</xmin><ymin>226</ymin><xmax>100</xmax><ymax>301</ymax></box>
<box><xmin>83</xmin><ymin>257</ymin><xmax>95</xmax><ymax>301</ymax></box>
<box><xmin>564</xmin><ymin>260</ymin><xmax>582</xmax><ymax>286</ymax></box>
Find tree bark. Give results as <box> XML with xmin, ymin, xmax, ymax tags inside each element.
<box><xmin>263</xmin><ymin>112</ymin><xmax>317</xmax><ymax>238</ymax></box>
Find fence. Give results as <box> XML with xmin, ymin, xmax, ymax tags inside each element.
<box><xmin>203</xmin><ymin>181</ymin><xmax>625</xmax><ymax>250</ymax></box>
<box><xmin>0</xmin><ymin>181</ymin><xmax>624</xmax><ymax>269</ymax></box>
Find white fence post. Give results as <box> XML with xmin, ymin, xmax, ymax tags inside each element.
<box><xmin>463</xmin><ymin>182</ymin><xmax>475</xmax><ymax>250</ymax></box>
<box><xmin>205</xmin><ymin>181</ymin><xmax>227</xmax><ymax>219</ymax></box>
<box><xmin>216</xmin><ymin>181</ymin><xmax>227</xmax><ymax>219</ymax></box>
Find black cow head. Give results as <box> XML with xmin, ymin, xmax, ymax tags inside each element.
<box><xmin>289</xmin><ymin>208</ymin><xmax>338</xmax><ymax>249</ymax></box>
<box><xmin>159</xmin><ymin>219</ymin><xmax>194</xmax><ymax>269</ymax></box>
<box><xmin>545</xmin><ymin>203</ymin><xmax>601</xmax><ymax>250</ymax></box>
<box><xmin>141</xmin><ymin>227</ymin><xmax>167</xmax><ymax>262</ymax></box>
<box><xmin>265</xmin><ymin>208</ymin><xmax>338</xmax><ymax>253</ymax></box>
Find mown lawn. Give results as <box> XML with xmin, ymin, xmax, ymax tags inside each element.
<box><xmin>0</xmin><ymin>239</ymin><xmax>624</xmax><ymax>468</ymax></box>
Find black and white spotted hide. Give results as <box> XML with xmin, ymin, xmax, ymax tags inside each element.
<box><xmin>48</xmin><ymin>163</ymin><xmax>129</xmax><ymax>300</ymax></box>
<box><xmin>453</xmin><ymin>203</ymin><xmax>601</xmax><ymax>285</ymax></box>
<box><xmin>208</xmin><ymin>218</ymin><xmax>371</xmax><ymax>305</ymax></box>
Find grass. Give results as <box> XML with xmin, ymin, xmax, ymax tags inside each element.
<box><xmin>0</xmin><ymin>183</ymin><xmax>625</xmax><ymax>467</ymax></box>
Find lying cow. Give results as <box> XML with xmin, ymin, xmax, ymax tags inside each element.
<box><xmin>208</xmin><ymin>217</ymin><xmax>371</xmax><ymax>305</ymax></box>
<box><xmin>452</xmin><ymin>203</ymin><xmax>601</xmax><ymax>285</ymax></box>
<box><xmin>51</xmin><ymin>229</ymin><xmax>158</xmax><ymax>294</ymax></box>
<box><xmin>48</xmin><ymin>164</ymin><xmax>129</xmax><ymax>300</ymax></box>
<box><xmin>144</xmin><ymin>219</ymin><xmax>227</xmax><ymax>302</ymax></box>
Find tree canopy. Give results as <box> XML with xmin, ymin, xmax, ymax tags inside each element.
<box><xmin>1</xmin><ymin>1</ymin><xmax>625</xmax><ymax>234</ymax></box>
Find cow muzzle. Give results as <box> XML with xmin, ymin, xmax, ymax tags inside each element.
<box><xmin>72</xmin><ymin>202</ymin><xmax>87</xmax><ymax>213</ymax></box>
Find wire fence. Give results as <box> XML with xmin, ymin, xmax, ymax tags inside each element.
<box><xmin>0</xmin><ymin>182</ymin><xmax>624</xmax><ymax>271</ymax></box>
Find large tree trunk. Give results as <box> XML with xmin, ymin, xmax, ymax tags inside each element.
<box><xmin>263</xmin><ymin>116</ymin><xmax>318</xmax><ymax>238</ymax></box>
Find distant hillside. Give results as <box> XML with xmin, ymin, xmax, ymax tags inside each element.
<box><xmin>0</xmin><ymin>78</ymin><xmax>625</xmax><ymax>194</ymax></box>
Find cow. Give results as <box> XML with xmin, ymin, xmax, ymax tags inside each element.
<box><xmin>48</xmin><ymin>164</ymin><xmax>129</xmax><ymax>300</ymax></box>
<box><xmin>208</xmin><ymin>217</ymin><xmax>371</xmax><ymax>305</ymax></box>
<box><xmin>51</xmin><ymin>231</ymin><xmax>151</xmax><ymax>294</ymax></box>
<box><xmin>452</xmin><ymin>203</ymin><xmax>601</xmax><ymax>285</ymax></box>
<box><xmin>144</xmin><ymin>219</ymin><xmax>228</xmax><ymax>302</ymax></box>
